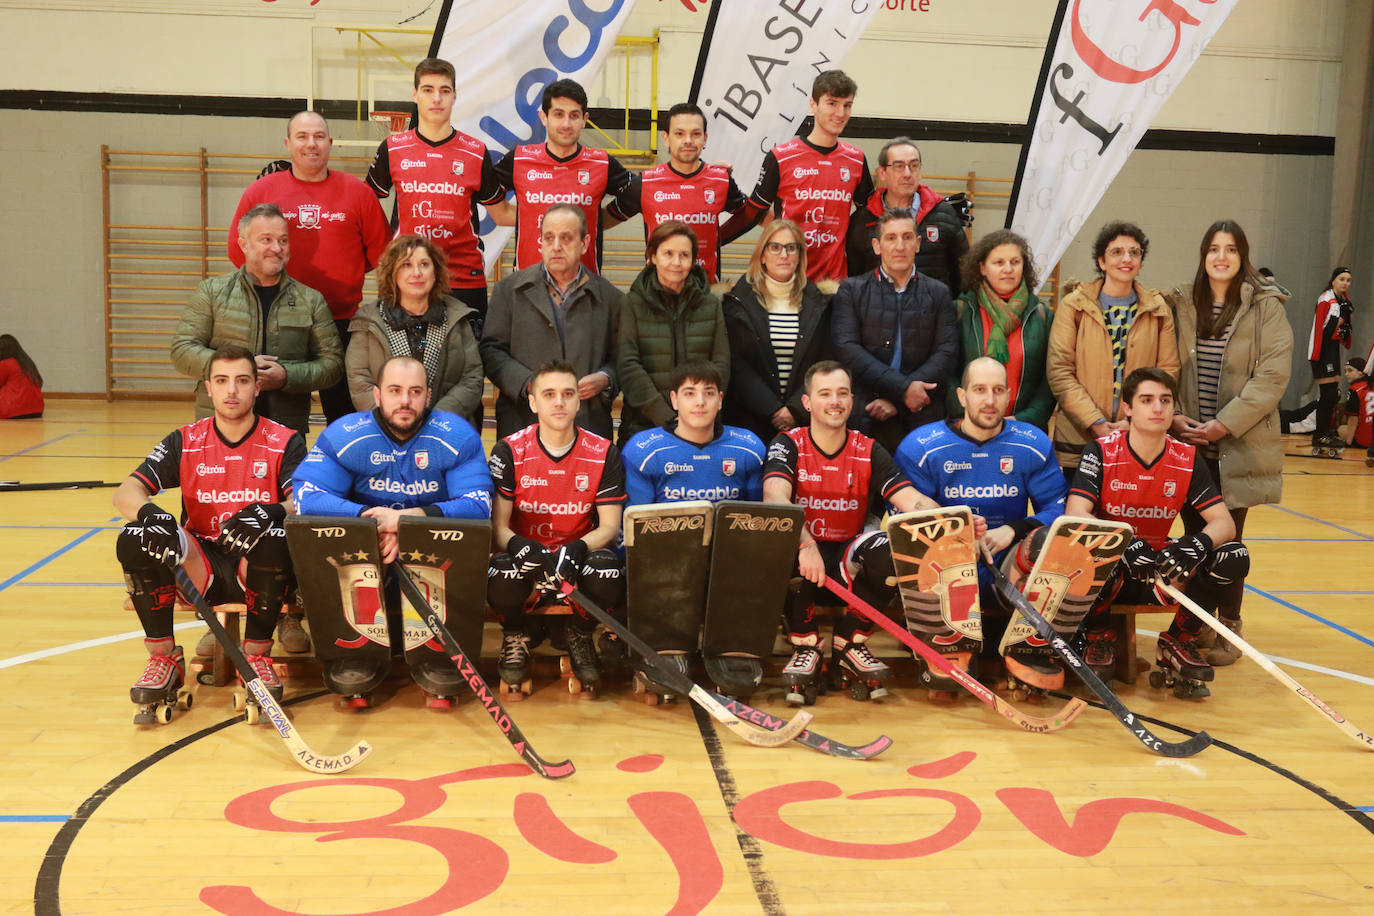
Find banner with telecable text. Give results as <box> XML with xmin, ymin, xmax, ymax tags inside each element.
<box><xmin>689</xmin><ymin>0</ymin><xmax>883</xmax><ymax>207</ymax></box>
<box><xmin>428</xmin><ymin>0</ymin><xmax>637</xmax><ymax>273</ymax></box>
<box><xmin>1007</xmin><ymin>0</ymin><xmax>1238</xmax><ymax>278</ymax></box>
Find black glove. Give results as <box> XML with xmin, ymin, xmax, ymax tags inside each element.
<box><xmin>218</xmin><ymin>502</ymin><xmax>286</xmax><ymax>557</ymax></box>
<box><xmin>507</xmin><ymin>534</ymin><xmax>549</xmax><ymax>576</ymax></box>
<box><xmin>257</xmin><ymin>159</ymin><xmax>291</xmax><ymax>179</ymax></box>
<box><xmin>1121</xmin><ymin>537</ymin><xmax>1160</xmax><ymax>582</ymax></box>
<box><xmin>136</xmin><ymin>502</ymin><xmax>180</xmax><ymax>565</ymax></box>
<box><xmin>944</xmin><ymin>192</ymin><xmax>974</xmax><ymax>227</ymax></box>
<box><xmin>544</xmin><ymin>539</ymin><xmax>589</xmax><ymax>588</ymax></box>
<box><xmin>1158</xmin><ymin>532</ymin><xmax>1212</xmax><ymax>581</ymax></box>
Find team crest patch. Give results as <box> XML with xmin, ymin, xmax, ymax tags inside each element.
<box><xmin>722</xmin><ymin>459</ymin><xmax>736</xmax><ymax>476</ymax></box>
<box><xmin>297</xmin><ymin>204</ymin><xmax>320</xmax><ymax>228</ymax></box>
<box><xmin>999</xmin><ymin>456</ymin><xmax>1013</xmax><ymax>475</ymax></box>
<box><xmin>414</xmin><ymin>451</ymin><xmax>430</xmax><ymax>470</ymax></box>
<box><xmin>840</xmin><ymin>167</ymin><xmax>851</xmax><ymax>182</ymax></box>
<box><xmin>252</xmin><ymin>459</ymin><xmax>268</xmax><ymax>478</ymax></box>
<box><xmin>452</xmin><ymin>160</ymin><xmax>464</xmax><ymax>175</ymax></box>
<box><xmin>926</xmin><ymin>226</ymin><xmax>939</xmax><ymax>242</ymax></box>
<box><xmin>574</xmin><ymin>473</ymin><xmax>589</xmax><ymax>491</ymax></box>
<box><xmin>577</xmin><ymin>170</ymin><xmax>590</xmax><ymax>185</ymax></box>
<box><xmin>704</xmin><ymin>189</ymin><xmax>715</xmax><ymax>204</ymax></box>
<box><xmin>1163</xmin><ymin>480</ymin><xmax>1176</xmax><ymax>497</ymax></box>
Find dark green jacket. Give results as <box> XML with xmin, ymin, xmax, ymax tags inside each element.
<box><xmin>948</xmin><ymin>287</ymin><xmax>1055</xmax><ymax>429</ymax></box>
<box><xmin>616</xmin><ymin>264</ymin><xmax>730</xmax><ymax>443</ymax></box>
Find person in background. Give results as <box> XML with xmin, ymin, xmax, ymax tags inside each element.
<box><xmin>1307</xmin><ymin>266</ymin><xmax>1354</xmax><ymax>455</ymax></box>
<box><xmin>0</xmin><ymin>335</ymin><xmax>43</xmax><ymax>419</ymax></box>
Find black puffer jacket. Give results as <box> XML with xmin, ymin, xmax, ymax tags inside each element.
<box><xmin>845</xmin><ymin>186</ymin><xmax>969</xmax><ymax>296</ymax></box>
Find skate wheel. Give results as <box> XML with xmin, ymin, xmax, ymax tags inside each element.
<box><xmin>583</xmin><ymin>682</ymin><xmax>600</xmax><ymax>700</ymax></box>
<box><xmin>427</xmin><ymin>696</ymin><xmax>453</xmax><ymax>709</ymax></box>
<box><xmin>177</xmin><ymin>688</ymin><xmax>194</xmax><ymax>710</ymax></box>
<box><xmin>927</xmin><ymin>690</ymin><xmax>956</xmax><ymax>704</ymax></box>
<box><xmin>196</xmin><ymin>671</ymin><xmax>215</xmax><ymax>687</ymax></box>
<box><xmin>848</xmin><ymin>680</ymin><xmax>870</xmax><ymax>701</ymax></box>
<box><xmin>1010</xmin><ymin>686</ymin><xmax>1029</xmax><ymax>702</ymax></box>
<box><xmin>346</xmin><ymin>695</ymin><xmax>371</xmax><ymax>709</ymax></box>
<box><xmin>559</xmin><ymin>656</ymin><xmax>572</xmax><ymax>677</ymax></box>
<box><xmin>232</xmin><ymin>690</ymin><xmax>246</xmax><ymax>711</ymax></box>
<box><xmin>567</xmin><ymin>675</ymin><xmax>581</xmax><ymax>695</ymax></box>
<box><xmin>1172</xmin><ymin>683</ymin><xmax>1192</xmax><ymax>699</ymax></box>
<box><xmin>1148</xmin><ymin>670</ymin><xmax>1166</xmax><ymax>689</ymax></box>
<box><xmin>803</xmin><ymin>684</ymin><xmax>819</xmax><ymax>706</ymax></box>
<box><xmin>244</xmin><ymin>703</ymin><xmax>260</xmax><ymax>725</ymax></box>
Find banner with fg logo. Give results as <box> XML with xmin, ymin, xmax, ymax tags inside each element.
<box><xmin>688</xmin><ymin>0</ymin><xmax>883</xmax><ymax>210</ymax></box>
<box><xmin>1006</xmin><ymin>0</ymin><xmax>1238</xmax><ymax>279</ymax></box>
<box><xmin>427</xmin><ymin>0</ymin><xmax>637</xmax><ymax>273</ymax></box>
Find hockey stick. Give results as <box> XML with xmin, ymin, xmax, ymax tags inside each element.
<box><xmin>0</xmin><ymin>479</ymin><xmax>119</xmax><ymax>491</ymax></box>
<box><xmin>548</xmin><ymin>576</ymin><xmax>813</xmax><ymax>747</ymax></box>
<box><xmin>394</xmin><ymin>562</ymin><xmax>575</xmax><ymax>778</ymax></box>
<box><xmin>706</xmin><ymin>691</ymin><xmax>891</xmax><ymax>758</ymax></box>
<box><xmin>979</xmin><ymin>557</ymin><xmax>1213</xmax><ymax>757</ymax></box>
<box><xmin>172</xmin><ymin>567</ymin><xmax>372</xmax><ymax>773</ymax></box>
<box><xmin>822</xmin><ymin>576</ymin><xmax>1086</xmax><ymax>734</ymax></box>
<box><xmin>1158</xmin><ymin>578</ymin><xmax>1374</xmax><ymax>751</ymax></box>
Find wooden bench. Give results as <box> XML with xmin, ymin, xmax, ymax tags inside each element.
<box><xmin>1106</xmin><ymin>603</ymin><xmax>1180</xmax><ymax>684</ymax></box>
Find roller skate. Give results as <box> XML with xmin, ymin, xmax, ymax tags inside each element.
<box><xmin>633</xmin><ymin>651</ymin><xmax>689</xmax><ymax>706</ymax></box>
<box><xmin>1003</xmin><ymin>644</ymin><xmax>1063</xmax><ymax>703</ymax></box>
<box><xmin>704</xmin><ymin>653</ymin><xmax>762</xmax><ymax>699</ymax></box>
<box><xmin>235</xmin><ymin>638</ymin><xmax>283</xmax><ymax>725</ymax></box>
<box><xmin>130</xmin><ymin>637</ymin><xmax>193</xmax><ymax>725</ymax></box>
<box><xmin>596</xmin><ymin>628</ymin><xmax>631</xmax><ymax>679</ymax></box>
<box><xmin>1206</xmin><ymin>616</ymin><xmax>1244</xmax><ymax>667</ymax></box>
<box><xmin>324</xmin><ymin>656</ymin><xmax>389</xmax><ymax>709</ymax></box>
<box><xmin>782</xmin><ymin>634</ymin><xmax>824</xmax><ymax>706</ymax></box>
<box><xmin>1080</xmin><ymin>627</ymin><xmax>1117</xmax><ymax>681</ymax></box>
<box><xmin>1150</xmin><ymin>631</ymin><xmax>1214</xmax><ymax>699</ymax></box>
<box><xmin>1312</xmin><ymin>433</ymin><xmax>1344</xmax><ymax>458</ymax></box>
<box><xmin>832</xmin><ymin>633</ymin><xmax>890</xmax><ymax>701</ymax></box>
<box><xmin>917</xmin><ymin>636</ymin><xmax>978</xmax><ymax>703</ymax></box>
<box><xmin>410</xmin><ymin>661</ymin><xmax>462</xmax><ymax>709</ymax></box>
<box><xmin>562</xmin><ymin>625</ymin><xmax>600</xmax><ymax>698</ymax></box>
<box><xmin>497</xmin><ymin>630</ymin><xmax>534</xmax><ymax>701</ymax></box>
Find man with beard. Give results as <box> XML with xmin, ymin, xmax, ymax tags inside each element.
<box><xmin>293</xmin><ymin>356</ymin><xmax>492</xmax><ymax>699</ymax></box>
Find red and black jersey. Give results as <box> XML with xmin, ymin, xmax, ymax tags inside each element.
<box><xmin>493</xmin><ymin>143</ymin><xmax>632</xmax><ymax>274</ymax></box>
<box><xmin>1068</xmin><ymin>431</ymin><xmax>1223</xmax><ymax>548</ymax></box>
<box><xmin>130</xmin><ymin>416</ymin><xmax>306</xmax><ymax>539</ymax></box>
<box><xmin>763</xmin><ymin>427</ymin><xmax>911</xmax><ymax>542</ymax></box>
<box><xmin>366</xmin><ymin>129</ymin><xmax>504</xmax><ymax>290</ymax></box>
<box><xmin>1347</xmin><ymin>378</ymin><xmax>1374</xmax><ymax>449</ymax></box>
<box><xmin>749</xmin><ymin>138</ymin><xmax>873</xmax><ymax>282</ymax></box>
<box><xmin>1308</xmin><ymin>289</ymin><xmax>1350</xmax><ymax>361</ymax></box>
<box><xmin>607</xmin><ymin>163</ymin><xmax>746</xmax><ymax>283</ymax></box>
<box><xmin>489</xmin><ymin>425</ymin><xmax>626</xmax><ymax>548</ymax></box>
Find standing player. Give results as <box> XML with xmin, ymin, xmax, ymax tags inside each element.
<box><xmin>292</xmin><ymin>357</ymin><xmax>492</xmax><ymax>700</ymax></box>
<box><xmin>1065</xmin><ymin>367</ymin><xmax>1247</xmax><ymax>696</ymax></box>
<box><xmin>492</xmin><ymin>79</ymin><xmax>633</xmax><ymax>273</ymax></box>
<box><xmin>604</xmin><ymin>103</ymin><xmax>747</xmax><ymax>284</ymax></box>
<box><xmin>114</xmin><ymin>345</ymin><xmax>305</xmax><ymax>722</ymax></box>
<box><xmin>487</xmin><ymin>360</ymin><xmax>627</xmax><ymax>694</ymax></box>
<box><xmin>894</xmin><ymin>357</ymin><xmax>1066</xmax><ymax>680</ymax></box>
<box><xmin>366</xmin><ymin>58</ymin><xmax>509</xmax><ymax>324</ymax></box>
<box><xmin>763</xmin><ymin>360</ymin><xmax>936</xmax><ymax>703</ymax></box>
<box><xmin>1307</xmin><ymin>266</ymin><xmax>1353</xmax><ymax>455</ymax></box>
<box><xmin>722</xmin><ymin>70</ymin><xmax>875</xmax><ymax>282</ymax></box>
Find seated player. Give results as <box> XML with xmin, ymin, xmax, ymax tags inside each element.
<box><xmin>487</xmin><ymin>360</ymin><xmax>627</xmax><ymax>695</ymax></box>
<box><xmin>293</xmin><ymin>356</ymin><xmax>491</xmax><ymax>701</ymax></box>
<box><xmin>763</xmin><ymin>360</ymin><xmax>941</xmax><ymax>703</ymax></box>
<box><xmin>114</xmin><ymin>345</ymin><xmax>306</xmax><ymax>722</ymax></box>
<box><xmin>1066</xmin><ymin>367</ymin><xmax>1247</xmax><ymax>697</ymax></box>
<box><xmin>621</xmin><ymin>360</ymin><xmax>767</xmax><ymax>689</ymax></box>
<box><xmin>894</xmin><ymin>357</ymin><xmax>1066</xmax><ymax>685</ymax></box>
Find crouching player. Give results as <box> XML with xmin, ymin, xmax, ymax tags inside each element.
<box><xmin>763</xmin><ymin>361</ymin><xmax>938</xmax><ymax>704</ymax></box>
<box><xmin>293</xmin><ymin>356</ymin><xmax>492</xmax><ymax>701</ymax></box>
<box><xmin>894</xmin><ymin>357</ymin><xmax>1066</xmax><ymax>690</ymax></box>
<box><xmin>488</xmin><ymin>360</ymin><xmax>627</xmax><ymax>696</ymax></box>
<box><xmin>1067</xmin><ymin>367</ymin><xmax>1248</xmax><ymax>697</ymax></box>
<box><xmin>115</xmin><ymin>345</ymin><xmax>306</xmax><ymax>723</ymax></box>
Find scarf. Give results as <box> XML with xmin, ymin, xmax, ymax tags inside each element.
<box><xmin>382</xmin><ymin>301</ymin><xmax>447</xmax><ymax>390</ymax></box>
<box><xmin>976</xmin><ymin>280</ymin><xmax>1029</xmax><ymax>363</ymax></box>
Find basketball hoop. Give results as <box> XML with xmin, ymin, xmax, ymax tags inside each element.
<box><xmin>369</xmin><ymin>110</ymin><xmax>411</xmax><ymax>134</ymax></box>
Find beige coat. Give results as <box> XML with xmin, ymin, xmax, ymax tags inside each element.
<box><xmin>1047</xmin><ymin>278</ymin><xmax>1180</xmax><ymax>465</ymax></box>
<box><xmin>1171</xmin><ymin>280</ymin><xmax>1293</xmax><ymax>508</ymax></box>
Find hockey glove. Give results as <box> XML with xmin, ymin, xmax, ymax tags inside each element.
<box><xmin>507</xmin><ymin>534</ymin><xmax>549</xmax><ymax>576</ymax></box>
<box><xmin>545</xmin><ymin>539</ymin><xmax>589</xmax><ymax>589</ymax></box>
<box><xmin>218</xmin><ymin>502</ymin><xmax>286</xmax><ymax>557</ymax></box>
<box><xmin>1157</xmin><ymin>532</ymin><xmax>1212</xmax><ymax>581</ymax></box>
<box><xmin>1121</xmin><ymin>537</ymin><xmax>1160</xmax><ymax>582</ymax></box>
<box><xmin>136</xmin><ymin>503</ymin><xmax>181</xmax><ymax>565</ymax></box>
<box><xmin>944</xmin><ymin>192</ymin><xmax>974</xmax><ymax>227</ymax></box>
<box><xmin>258</xmin><ymin>159</ymin><xmax>291</xmax><ymax>179</ymax></box>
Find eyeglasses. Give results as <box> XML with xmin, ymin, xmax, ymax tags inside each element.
<box><xmin>765</xmin><ymin>242</ymin><xmax>800</xmax><ymax>255</ymax></box>
<box><xmin>882</xmin><ymin>160</ymin><xmax>921</xmax><ymax>173</ymax></box>
<box><xmin>1106</xmin><ymin>246</ymin><xmax>1144</xmax><ymax>261</ymax></box>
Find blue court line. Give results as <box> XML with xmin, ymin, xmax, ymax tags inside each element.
<box><xmin>0</xmin><ymin>526</ymin><xmax>109</xmax><ymax>593</ymax></box>
<box><xmin>1269</xmin><ymin>590</ymin><xmax>1374</xmax><ymax>595</ymax></box>
<box><xmin>0</xmin><ymin>815</ymin><xmax>68</xmax><ymax>823</ymax></box>
<box><xmin>1247</xmin><ymin>538</ymin><xmax>1360</xmax><ymax>542</ymax></box>
<box><xmin>1263</xmin><ymin>504</ymin><xmax>1374</xmax><ymax>541</ymax></box>
<box><xmin>1245</xmin><ymin>584</ymin><xmax>1374</xmax><ymax>650</ymax></box>
<box><xmin>0</xmin><ymin>432</ymin><xmax>79</xmax><ymax>463</ymax></box>
<box><xmin>1357</xmin><ymin>807</ymin><xmax>1374</xmax><ymax>813</ymax></box>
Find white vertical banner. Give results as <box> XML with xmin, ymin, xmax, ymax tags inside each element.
<box><xmin>1007</xmin><ymin>0</ymin><xmax>1239</xmax><ymax>279</ymax></box>
<box><xmin>428</xmin><ymin>0</ymin><xmax>639</xmax><ymax>272</ymax></box>
<box><xmin>688</xmin><ymin>0</ymin><xmax>883</xmax><ymax>200</ymax></box>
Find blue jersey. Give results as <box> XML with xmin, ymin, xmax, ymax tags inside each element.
<box><xmin>295</xmin><ymin>409</ymin><xmax>492</xmax><ymax>519</ymax></box>
<box><xmin>894</xmin><ymin>418</ymin><xmax>1066</xmax><ymax>536</ymax></box>
<box><xmin>622</xmin><ymin>422</ymin><xmax>766</xmax><ymax>506</ymax></box>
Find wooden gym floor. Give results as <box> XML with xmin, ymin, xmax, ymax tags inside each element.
<box><xmin>2</xmin><ymin>400</ymin><xmax>1372</xmax><ymax>915</ymax></box>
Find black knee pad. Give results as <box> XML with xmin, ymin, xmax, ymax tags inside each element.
<box><xmin>244</xmin><ymin>524</ymin><xmax>291</xmax><ymax>572</ymax></box>
<box><xmin>487</xmin><ymin>554</ymin><xmax>533</xmax><ymax>617</ymax></box>
<box><xmin>116</xmin><ymin>526</ymin><xmax>174</xmax><ymax>593</ymax></box>
<box><xmin>1204</xmin><ymin>541</ymin><xmax>1250</xmax><ymax>586</ymax></box>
